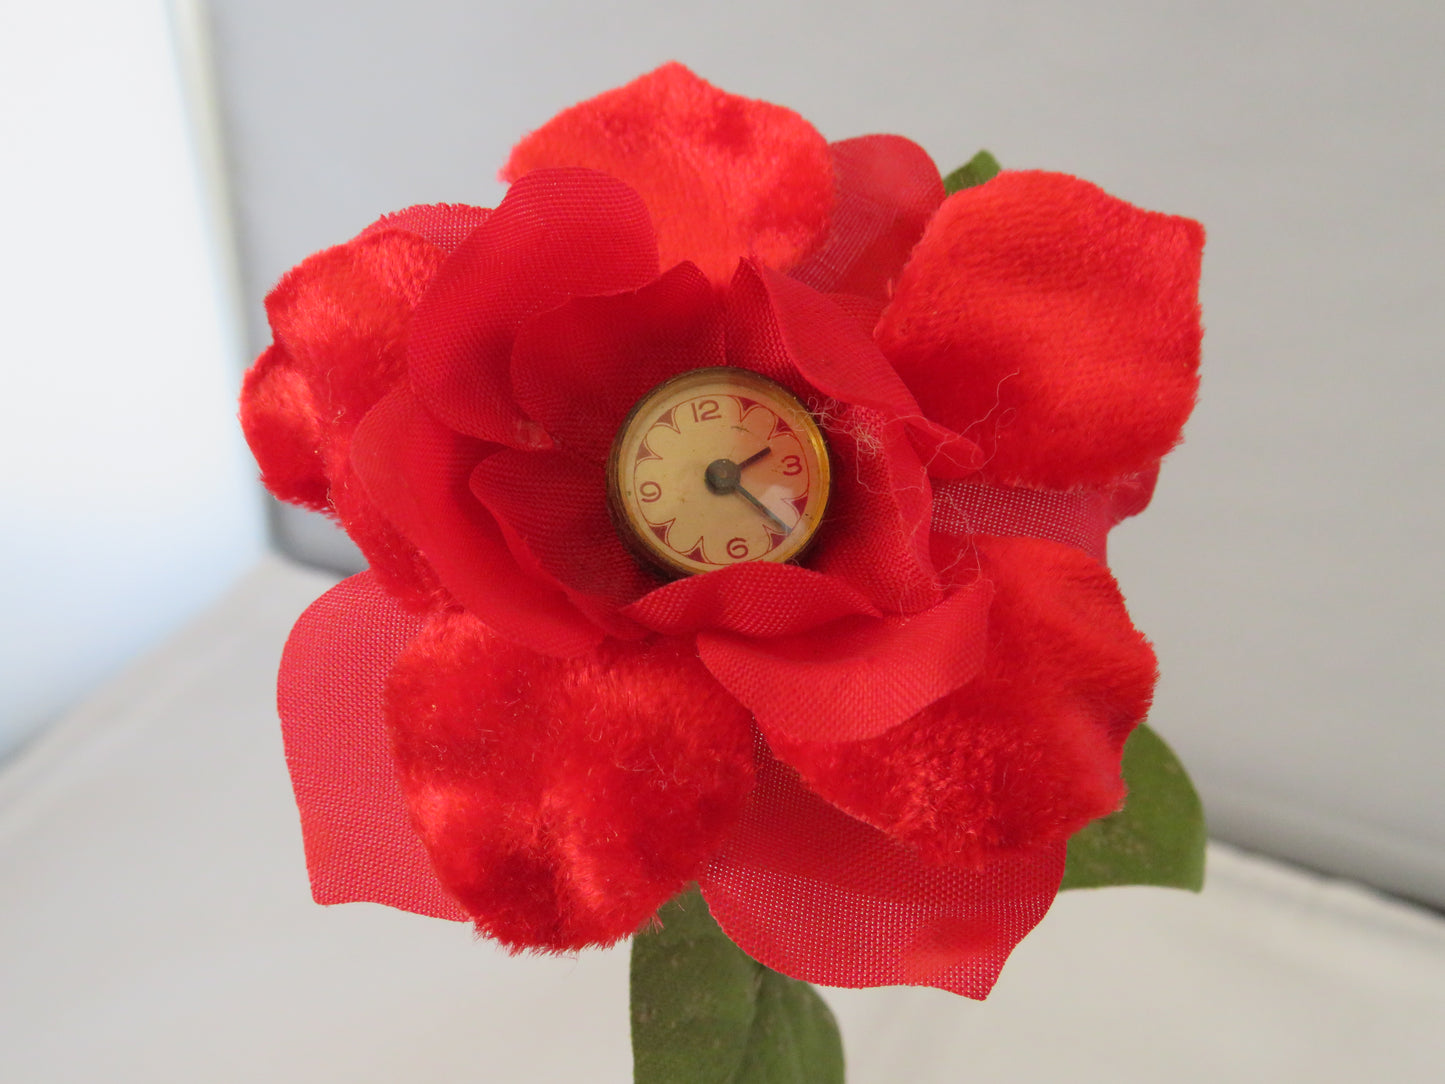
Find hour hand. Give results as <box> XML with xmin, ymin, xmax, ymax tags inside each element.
<box><xmin>737</xmin><ymin>445</ymin><xmax>772</xmax><ymax>470</ymax></box>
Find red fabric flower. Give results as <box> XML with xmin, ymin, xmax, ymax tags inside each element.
<box><xmin>242</xmin><ymin>63</ymin><xmax>1203</xmax><ymax>999</ymax></box>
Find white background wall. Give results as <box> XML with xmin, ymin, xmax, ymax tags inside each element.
<box><xmin>205</xmin><ymin>0</ymin><xmax>1445</xmax><ymax>906</ymax></box>
<box><xmin>0</xmin><ymin>3</ymin><xmax>266</xmax><ymax>758</ymax></box>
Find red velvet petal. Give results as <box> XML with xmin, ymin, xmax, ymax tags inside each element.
<box><xmin>264</xmin><ymin>229</ymin><xmax>443</xmax><ymax>424</ymax></box>
<box><xmin>698</xmin><ymin>748</ymin><xmax>1064</xmax><ymax>998</ymax></box>
<box><xmin>239</xmin><ymin>344</ymin><xmax>329</xmax><ymax>511</ymax></box>
<box><xmin>244</xmin><ymin>230</ymin><xmax>450</xmax><ymax>606</ymax></box>
<box><xmin>469</xmin><ymin>448</ymin><xmax>652</xmax><ymax>637</ymax></box>
<box><xmin>877</xmin><ymin>170</ymin><xmax>1204</xmax><ymax>488</ymax></box>
<box><xmin>407</xmin><ymin>168</ymin><xmax>660</xmax><ymax>447</ymax></box>
<box><xmin>351</xmin><ymin>385</ymin><xmax>602</xmax><ymax>656</ymax></box>
<box><xmin>698</xmin><ymin>578</ymin><xmax>993</xmax><ymax>744</ymax></box>
<box><xmin>503</xmin><ymin>63</ymin><xmax>833</xmax><ymax>284</ymax></box>
<box><xmin>624</xmin><ymin>561</ymin><xmax>879</xmax><ymax>638</ymax></box>
<box><xmin>1110</xmin><ymin>462</ymin><xmax>1161</xmax><ymax>523</ymax></box>
<box><xmin>278</xmin><ymin>572</ymin><xmax>467</xmax><ymax>921</ymax></box>
<box><xmin>791</xmin><ymin>135</ymin><xmax>945</xmax><ymax>300</ymax></box>
<box><xmin>385</xmin><ymin>611</ymin><xmax>756</xmax><ymax>951</ymax></box>
<box><xmin>360</xmin><ymin>203</ymin><xmax>492</xmax><ymax>253</ymax></box>
<box><xmin>772</xmin><ymin>537</ymin><xmax>1158</xmax><ymax>865</ymax></box>
<box><xmin>511</xmin><ymin>261</ymin><xmax>724</xmax><ymax>464</ymax></box>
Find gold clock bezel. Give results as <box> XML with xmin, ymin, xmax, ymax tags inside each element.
<box><xmin>606</xmin><ymin>366</ymin><xmax>832</xmax><ymax>578</ymax></box>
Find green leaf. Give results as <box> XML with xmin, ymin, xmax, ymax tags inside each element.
<box><xmin>1060</xmin><ymin>722</ymin><xmax>1207</xmax><ymax>892</ymax></box>
<box><xmin>631</xmin><ymin>886</ymin><xmax>845</xmax><ymax>1084</ymax></box>
<box><xmin>942</xmin><ymin>149</ymin><xmax>1001</xmax><ymax>194</ymax></box>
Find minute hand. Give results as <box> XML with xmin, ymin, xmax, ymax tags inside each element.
<box><xmin>734</xmin><ymin>484</ymin><xmax>790</xmax><ymax>535</ymax></box>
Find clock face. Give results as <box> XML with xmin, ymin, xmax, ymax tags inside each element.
<box><xmin>608</xmin><ymin>367</ymin><xmax>831</xmax><ymax>577</ymax></box>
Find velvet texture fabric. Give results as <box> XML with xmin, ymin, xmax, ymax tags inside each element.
<box><xmin>241</xmin><ymin>62</ymin><xmax>1204</xmax><ymax>999</ymax></box>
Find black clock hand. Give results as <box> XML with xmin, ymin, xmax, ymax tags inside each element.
<box><xmin>734</xmin><ymin>484</ymin><xmax>790</xmax><ymax>535</ymax></box>
<box><xmin>737</xmin><ymin>445</ymin><xmax>772</xmax><ymax>470</ymax></box>
<box><xmin>703</xmin><ymin>455</ymin><xmax>789</xmax><ymax>534</ymax></box>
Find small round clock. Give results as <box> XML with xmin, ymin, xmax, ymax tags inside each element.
<box><xmin>607</xmin><ymin>367</ymin><xmax>831</xmax><ymax>577</ymax></box>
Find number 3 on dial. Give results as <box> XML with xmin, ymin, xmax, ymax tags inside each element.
<box><xmin>607</xmin><ymin>367</ymin><xmax>831</xmax><ymax>577</ymax></box>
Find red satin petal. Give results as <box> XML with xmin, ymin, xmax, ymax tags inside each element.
<box><xmin>755</xmin><ymin>262</ymin><xmax>983</xmax><ymax>476</ymax></box>
<box><xmin>360</xmin><ymin>202</ymin><xmax>492</xmax><ymax>253</ymax></box>
<box><xmin>385</xmin><ymin>611</ymin><xmax>756</xmax><ymax>951</ymax></box>
<box><xmin>724</xmin><ymin>262</ymin><xmax>971</xmax><ymax>611</ymax></box>
<box><xmin>239</xmin><ymin>344</ymin><xmax>329</xmax><ymax>511</ymax></box>
<box><xmin>351</xmin><ymin>385</ymin><xmax>602</xmax><ymax>656</ymax></box>
<box><xmin>511</xmin><ymin>261</ymin><xmax>724</xmax><ymax>464</ymax></box>
<box><xmin>698</xmin><ymin>748</ymin><xmax>1064</xmax><ymax>998</ymax></box>
<box><xmin>697</xmin><ymin>578</ymin><xmax>993</xmax><ymax>744</ymax></box>
<box><xmin>278</xmin><ymin>572</ymin><xmax>467</xmax><ymax>921</ymax></box>
<box><xmin>623</xmin><ymin>561</ymin><xmax>878</xmax><ymax>638</ymax></box>
<box><xmin>772</xmin><ymin>536</ymin><xmax>1158</xmax><ymax>864</ymax></box>
<box><xmin>877</xmin><ymin>170</ymin><xmax>1204</xmax><ymax>489</ymax></box>
<box><xmin>728</xmin><ymin>261</ymin><xmax>923</xmax><ymax>422</ymax></box>
<box><xmin>791</xmin><ymin>135</ymin><xmax>945</xmax><ymax>300</ymax></box>
<box><xmin>805</xmin><ymin>407</ymin><xmax>943</xmax><ymax>614</ymax></box>
<box><xmin>469</xmin><ymin>448</ymin><xmax>652</xmax><ymax>637</ymax></box>
<box><xmin>826</xmin><ymin>291</ymin><xmax>886</xmax><ymax>337</ymax></box>
<box><xmin>503</xmin><ymin>63</ymin><xmax>833</xmax><ymax>284</ymax></box>
<box><xmin>408</xmin><ymin>168</ymin><xmax>660</xmax><ymax>447</ymax></box>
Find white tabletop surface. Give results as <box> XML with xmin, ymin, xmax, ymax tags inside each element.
<box><xmin>3</xmin><ymin>556</ymin><xmax>1442</xmax><ymax>1082</ymax></box>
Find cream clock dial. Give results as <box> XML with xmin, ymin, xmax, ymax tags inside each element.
<box><xmin>608</xmin><ymin>367</ymin><xmax>831</xmax><ymax>577</ymax></box>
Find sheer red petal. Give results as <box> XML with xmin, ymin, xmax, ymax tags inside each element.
<box><xmin>360</xmin><ymin>202</ymin><xmax>492</xmax><ymax>253</ymax></box>
<box><xmin>407</xmin><ymin>168</ymin><xmax>660</xmax><ymax>447</ymax></box>
<box><xmin>772</xmin><ymin>537</ymin><xmax>1158</xmax><ymax>865</ymax></box>
<box><xmin>510</xmin><ymin>261</ymin><xmax>724</xmax><ymax>464</ymax></box>
<box><xmin>503</xmin><ymin>63</ymin><xmax>833</xmax><ymax>284</ymax></box>
<box><xmin>930</xmin><ymin>479</ymin><xmax>1114</xmax><ymax>567</ymax></box>
<box><xmin>877</xmin><ymin>170</ymin><xmax>1204</xmax><ymax>489</ymax></box>
<box><xmin>239</xmin><ymin>344</ymin><xmax>329</xmax><ymax>511</ymax></box>
<box><xmin>350</xmin><ymin>385</ymin><xmax>602</xmax><ymax>656</ymax></box>
<box><xmin>697</xmin><ymin>578</ymin><xmax>993</xmax><ymax>744</ymax></box>
<box><xmin>327</xmin><ymin>460</ymin><xmax>447</xmax><ymax>610</ymax></box>
<box><xmin>385</xmin><ymin>612</ymin><xmax>756</xmax><ymax>951</ymax></box>
<box><xmin>790</xmin><ymin>135</ymin><xmax>945</xmax><ymax>301</ymax></box>
<box><xmin>698</xmin><ymin>747</ymin><xmax>1064</xmax><ymax>998</ymax></box>
<box><xmin>624</xmin><ymin>561</ymin><xmax>878</xmax><ymax>638</ymax></box>
<box><xmin>469</xmin><ymin>448</ymin><xmax>652</xmax><ymax>637</ymax></box>
<box><xmin>278</xmin><ymin>572</ymin><xmax>467</xmax><ymax>921</ymax></box>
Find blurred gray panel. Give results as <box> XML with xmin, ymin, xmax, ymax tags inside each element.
<box><xmin>204</xmin><ymin>0</ymin><xmax>1445</xmax><ymax>904</ymax></box>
